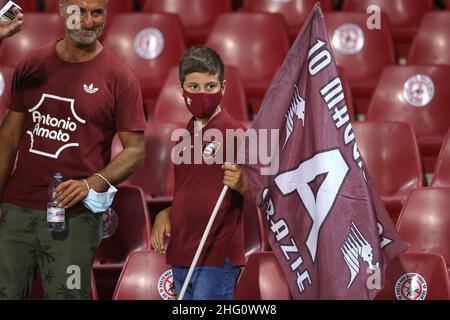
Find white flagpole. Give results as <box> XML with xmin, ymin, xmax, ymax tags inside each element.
<box><xmin>178</xmin><ymin>185</ymin><xmax>230</xmax><ymax>301</ymax></box>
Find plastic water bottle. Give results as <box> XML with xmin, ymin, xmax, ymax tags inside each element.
<box><xmin>47</xmin><ymin>173</ymin><xmax>65</xmax><ymax>232</ymax></box>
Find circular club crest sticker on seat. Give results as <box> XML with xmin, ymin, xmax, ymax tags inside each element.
<box><xmin>158</xmin><ymin>269</ymin><xmax>177</xmax><ymax>300</ymax></box>
<box><xmin>403</xmin><ymin>74</ymin><xmax>435</xmax><ymax>107</ymax></box>
<box><xmin>134</xmin><ymin>28</ymin><xmax>165</xmax><ymax>60</ymax></box>
<box><xmin>395</xmin><ymin>273</ymin><xmax>428</xmax><ymax>300</ymax></box>
<box><xmin>332</xmin><ymin>23</ymin><xmax>365</xmax><ymax>55</ymax></box>
<box><xmin>101</xmin><ymin>208</ymin><xmax>119</xmax><ymax>239</ymax></box>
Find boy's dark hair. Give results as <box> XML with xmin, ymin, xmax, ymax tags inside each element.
<box><xmin>179</xmin><ymin>47</ymin><xmax>225</xmax><ymax>85</ymax></box>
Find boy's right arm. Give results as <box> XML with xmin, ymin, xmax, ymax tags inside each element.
<box><xmin>0</xmin><ymin>111</ymin><xmax>25</xmax><ymax>218</ymax></box>
<box><xmin>151</xmin><ymin>206</ymin><xmax>172</xmax><ymax>253</ymax></box>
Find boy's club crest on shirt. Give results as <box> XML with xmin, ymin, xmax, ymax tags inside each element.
<box><xmin>202</xmin><ymin>141</ymin><xmax>221</xmax><ymax>160</ymax></box>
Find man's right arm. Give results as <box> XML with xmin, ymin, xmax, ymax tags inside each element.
<box><xmin>0</xmin><ymin>111</ymin><xmax>25</xmax><ymax>215</ymax></box>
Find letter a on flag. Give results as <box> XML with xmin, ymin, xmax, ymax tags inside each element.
<box><xmin>238</xmin><ymin>4</ymin><xmax>408</xmax><ymax>300</ymax></box>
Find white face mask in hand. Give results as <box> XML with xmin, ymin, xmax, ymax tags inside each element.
<box><xmin>83</xmin><ymin>173</ymin><xmax>118</xmax><ymax>213</ymax></box>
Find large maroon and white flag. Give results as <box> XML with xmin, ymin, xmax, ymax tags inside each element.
<box><xmin>238</xmin><ymin>4</ymin><xmax>408</xmax><ymax>300</ymax></box>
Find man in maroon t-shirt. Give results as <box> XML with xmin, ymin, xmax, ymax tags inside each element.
<box><xmin>151</xmin><ymin>47</ymin><xmax>253</xmax><ymax>300</ymax></box>
<box><xmin>0</xmin><ymin>0</ymin><xmax>145</xmax><ymax>300</ymax></box>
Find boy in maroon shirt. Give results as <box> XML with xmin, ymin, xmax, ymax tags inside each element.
<box><xmin>151</xmin><ymin>47</ymin><xmax>253</xmax><ymax>300</ymax></box>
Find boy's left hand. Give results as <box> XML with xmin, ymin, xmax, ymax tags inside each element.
<box><xmin>222</xmin><ymin>162</ymin><xmax>253</xmax><ymax>201</ymax></box>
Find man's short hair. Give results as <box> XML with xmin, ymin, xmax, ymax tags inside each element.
<box><xmin>179</xmin><ymin>47</ymin><xmax>225</xmax><ymax>85</ymax></box>
<box><xmin>60</xmin><ymin>0</ymin><xmax>108</xmax><ymax>7</ymax></box>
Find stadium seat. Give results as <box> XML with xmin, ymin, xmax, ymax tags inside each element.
<box><xmin>235</xmin><ymin>252</ymin><xmax>291</xmax><ymax>300</ymax></box>
<box><xmin>91</xmin><ymin>273</ymin><xmax>99</xmax><ymax>300</ymax></box>
<box><xmin>353</xmin><ymin>121</ymin><xmax>423</xmax><ymax>223</ymax></box>
<box><xmin>342</xmin><ymin>0</ymin><xmax>435</xmax><ymax>59</ymax></box>
<box><xmin>397</xmin><ymin>188</ymin><xmax>450</xmax><ymax>269</ymax></box>
<box><xmin>376</xmin><ymin>252</ymin><xmax>450</xmax><ymax>300</ymax></box>
<box><xmin>431</xmin><ymin>130</ymin><xmax>450</xmax><ymax>187</ymax></box>
<box><xmin>152</xmin><ymin>65</ymin><xmax>248</xmax><ymax>123</ymax></box>
<box><xmin>113</xmin><ymin>250</ymin><xmax>176</xmax><ymax>300</ymax></box>
<box><xmin>408</xmin><ymin>12</ymin><xmax>450</xmax><ymax>66</ymax></box>
<box><xmin>242</xmin><ymin>0</ymin><xmax>333</xmax><ymax>42</ymax></box>
<box><xmin>324</xmin><ymin>12</ymin><xmax>396</xmax><ymax>116</ymax></box>
<box><xmin>112</xmin><ymin>122</ymin><xmax>179</xmax><ymax>204</ymax></box>
<box><xmin>93</xmin><ymin>185</ymin><xmax>152</xmax><ymax>299</ymax></box>
<box><xmin>28</xmin><ymin>272</ymin><xmax>98</xmax><ymax>300</ymax></box>
<box><xmin>0</xmin><ymin>0</ymin><xmax>38</xmax><ymax>12</ymax></box>
<box><xmin>242</xmin><ymin>200</ymin><xmax>269</xmax><ymax>258</ymax></box>
<box><xmin>367</xmin><ymin>65</ymin><xmax>450</xmax><ymax>173</ymax></box>
<box><xmin>206</xmin><ymin>12</ymin><xmax>290</xmax><ymax>114</ymax></box>
<box><xmin>43</xmin><ymin>0</ymin><xmax>65</xmax><ymax>12</ymax></box>
<box><xmin>103</xmin><ymin>13</ymin><xmax>185</xmax><ymax>104</ymax></box>
<box><xmin>0</xmin><ymin>66</ymin><xmax>14</xmax><ymax>121</ymax></box>
<box><xmin>141</xmin><ymin>0</ymin><xmax>232</xmax><ymax>47</ymax></box>
<box><xmin>0</xmin><ymin>13</ymin><xmax>65</xmax><ymax>67</ymax></box>
<box><xmin>94</xmin><ymin>185</ymin><xmax>151</xmax><ymax>265</ymax></box>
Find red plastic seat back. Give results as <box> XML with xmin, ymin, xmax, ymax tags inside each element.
<box><xmin>409</xmin><ymin>12</ymin><xmax>450</xmax><ymax>66</ymax></box>
<box><xmin>324</xmin><ymin>12</ymin><xmax>395</xmax><ymax>88</ymax></box>
<box><xmin>343</xmin><ymin>0</ymin><xmax>434</xmax><ymax>36</ymax></box>
<box><xmin>353</xmin><ymin>121</ymin><xmax>422</xmax><ymax>200</ymax></box>
<box><xmin>142</xmin><ymin>0</ymin><xmax>232</xmax><ymax>27</ymax></box>
<box><xmin>153</xmin><ymin>66</ymin><xmax>248</xmax><ymax>123</ymax></box>
<box><xmin>206</xmin><ymin>13</ymin><xmax>290</xmax><ymax>96</ymax></box>
<box><xmin>367</xmin><ymin>65</ymin><xmax>450</xmax><ymax>141</ymax></box>
<box><xmin>113</xmin><ymin>122</ymin><xmax>178</xmax><ymax>202</ymax></box>
<box><xmin>103</xmin><ymin>13</ymin><xmax>185</xmax><ymax>99</ymax></box>
<box><xmin>0</xmin><ymin>13</ymin><xmax>65</xmax><ymax>67</ymax></box>
<box><xmin>242</xmin><ymin>0</ymin><xmax>332</xmax><ymax>40</ymax></box>
<box><xmin>113</xmin><ymin>250</ymin><xmax>175</xmax><ymax>300</ymax></box>
<box><xmin>94</xmin><ymin>186</ymin><xmax>151</xmax><ymax>265</ymax></box>
<box><xmin>376</xmin><ymin>252</ymin><xmax>450</xmax><ymax>300</ymax></box>
<box><xmin>432</xmin><ymin>131</ymin><xmax>450</xmax><ymax>187</ymax></box>
<box><xmin>235</xmin><ymin>252</ymin><xmax>291</xmax><ymax>300</ymax></box>
<box><xmin>242</xmin><ymin>201</ymin><xmax>269</xmax><ymax>258</ymax></box>
<box><xmin>397</xmin><ymin>188</ymin><xmax>450</xmax><ymax>267</ymax></box>
<box><xmin>43</xmin><ymin>0</ymin><xmax>65</xmax><ymax>12</ymax></box>
<box><xmin>141</xmin><ymin>0</ymin><xmax>232</xmax><ymax>46</ymax></box>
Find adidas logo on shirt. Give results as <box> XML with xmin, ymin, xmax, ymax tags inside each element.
<box><xmin>83</xmin><ymin>83</ymin><xmax>99</xmax><ymax>94</ymax></box>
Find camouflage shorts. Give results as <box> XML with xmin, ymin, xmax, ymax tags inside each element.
<box><xmin>0</xmin><ymin>203</ymin><xmax>102</xmax><ymax>300</ymax></box>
